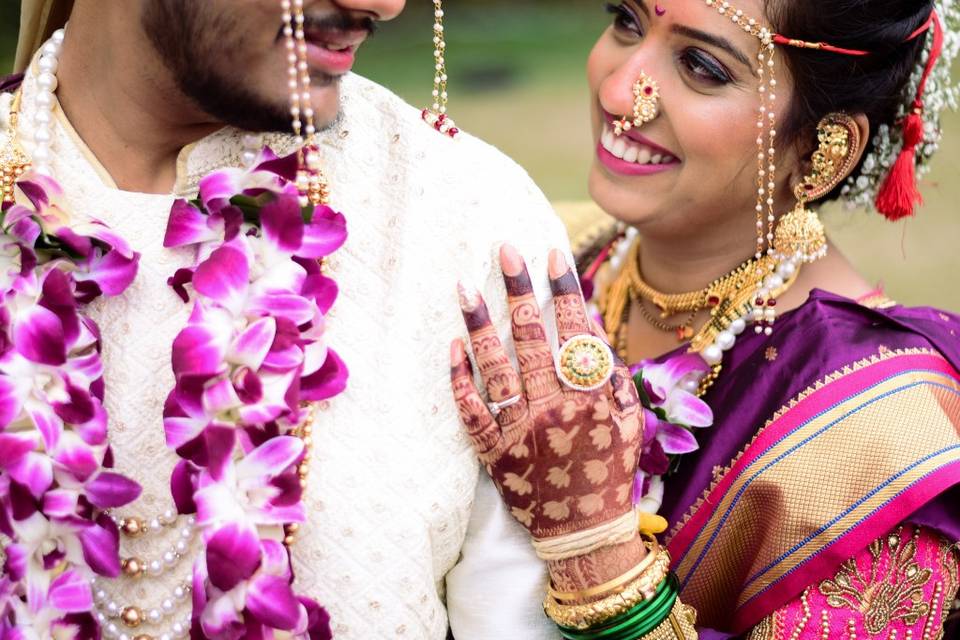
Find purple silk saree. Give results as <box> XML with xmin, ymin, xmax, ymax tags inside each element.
<box><xmin>647</xmin><ymin>289</ymin><xmax>960</xmax><ymax>634</ymax></box>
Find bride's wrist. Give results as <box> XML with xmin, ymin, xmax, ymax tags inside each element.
<box><xmin>546</xmin><ymin>533</ymin><xmax>648</xmax><ymax>604</ymax></box>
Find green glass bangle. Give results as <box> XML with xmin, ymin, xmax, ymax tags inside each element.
<box><xmin>558</xmin><ymin>575</ymin><xmax>679</xmax><ymax>640</ymax></box>
<box><xmin>556</xmin><ymin>577</ymin><xmax>671</xmax><ymax>638</ymax></box>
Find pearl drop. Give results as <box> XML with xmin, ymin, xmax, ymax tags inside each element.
<box><xmin>717</xmin><ymin>331</ymin><xmax>736</xmax><ymax>351</ymax></box>
<box><xmin>179</xmin><ymin>527</ymin><xmax>192</xmax><ymax>539</ymax></box>
<box><xmin>95</xmin><ymin>588</ymin><xmax>107</xmax><ymax>603</ymax></box>
<box><xmin>107</xmin><ymin>601</ymin><xmax>119</xmax><ymax>615</ymax></box>
<box><xmin>162</xmin><ymin>598</ymin><xmax>175</xmax><ymax>613</ymax></box>
<box><xmin>172</xmin><ymin>622</ymin><xmax>187</xmax><ymax>638</ymax></box>
<box><xmin>730</xmin><ymin>318</ymin><xmax>747</xmax><ymax>336</ymax></box>
<box><xmin>118</xmin><ymin>634</ymin><xmax>130</xmax><ymax>640</ymax></box>
<box><xmin>175</xmin><ymin>539</ymin><xmax>188</xmax><ymax>554</ymax></box>
<box><xmin>173</xmin><ymin>585</ymin><xmax>187</xmax><ymax>601</ymax></box>
<box><xmin>38</xmin><ymin>55</ymin><xmax>58</xmax><ymax>73</ymax></box>
<box><xmin>148</xmin><ymin>608</ymin><xmax>162</xmax><ymax>624</ymax></box>
<box><xmin>96</xmin><ymin>612</ymin><xmax>108</xmax><ymax>624</ymax></box>
<box><xmin>104</xmin><ymin>623</ymin><xmax>119</xmax><ymax>638</ymax></box>
<box><xmin>41</xmin><ymin>41</ymin><xmax>59</xmax><ymax>57</ymax></box>
<box><xmin>681</xmin><ymin>378</ymin><xmax>699</xmax><ymax>394</ymax></box>
<box><xmin>187</xmin><ymin>517</ymin><xmax>196</xmax><ymax>526</ymax></box>
<box><xmin>32</xmin><ymin>146</ymin><xmax>52</xmax><ymax>166</ymax></box>
<box><xmin>702</xmin><ymin>345</ymin><xmax>723</xmax><ymax>366</ymax></box>
<box><xmin>35</xmin><ymin>92</ymin><xmax>54</xmax><ymax>108</ymax></box>
<box><xmin>163</xmin><ymin>550</ymin><xmax>177</xmax><ymax>566</ymax></box>
<box><xmin>148</xmin><ymin>559</ymin><xmax>163</xmax><ymax>575</ymax></box>
<box><xmin>149</xmin><ymin>517</ymin><xmax>163</xmax><ymax>532</ymax></box>
<box><xmin>778</xmin><ymin>261</ymin><xmax>797</xmax><ymax>279</ymax></box>
<box><xmin>37</xmin><ymin>72</ymin><xmax>58</xmax><ymax>92</ymax></box>
<box><xmin>52</xmin><ymin>29</ymin><xmax>65</xmax><ymax>44</ymax></box>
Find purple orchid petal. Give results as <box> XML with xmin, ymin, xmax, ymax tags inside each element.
<box><xmin>192</xmin><ymin>245</ymin><xmax>250</xmax><ymax>308</ymax></box>
<box><xmin>300</xmin><ymin>596</ymin><xmax>333</xmax><ymax>640</ymax></box>
<box><xmin>0</xmin><ymin>433</ymin><xmax>36</xmax><ymax>468</ymax></box>
<box><xmin>258</xmin><ymin>539</ymin><xmax>291</xmax><ymax>577</ymax></box>
<box><xmin>205</xmin><ymin>523</ymin><xmax>262</xmax><ymax>592</ymax></box>
<box><xmin>172</xmin><ymin>324</ymin><xmax>229</xmax><ymax>377</ymax></box>
<box><xmin>299</xmin><ymin>213</ymin><xmax>347</xmax><ymax>259</ymax></box>
<box><xmin>52</xmin><ymin>432</ymin><xmax>99</xmax><ymax>481</ymax></box>
<box><xmin>167</xmin><ymin>267</ymin><xmax>195</xmax><ymax>303</ymax></box>
<box><xmin>203</xmin><ymin>378</ymin><xmax>242</xmax><ymax>415</ymax></box>
<box><xmin>85</xmin><ymin>471</ymin><xmax>142</xmax><ymax>509</ymax></box>
<box><xmin>238</xmin><ymin>437</ymin><xmax>303</xmax><ymax>481</ymax></box>
<box><xmin>170</xmin><ymin>459</ymin><xmax>199</xmax><ymax>514</ymax></box>
<box><xmin>631</xmin><ymin>471</ymin><xmax>648</xmax><ymax>505</ymax></box>
<box><xmin>8</xmin><ymin>451</ymin><xmax>53</xmax><ymax>497</ymax></box>
<box><xmin>203</xmin><ymin>425</ymin><xmax>237</xmax><ymax>481</ymax></box>
<box><xmin>247</xmin><ymin>293</ymin><xmax>315</xmax><ymax>326</ymax></box>
<box><xmin>164</xmin><ymin>199</ymin><xmax>218</xmax><ymax>248</ymax></box>
<box><xmin>230</xmin><ymin>317</ymin><xmax>276</xmax><ymax>371</ymax></box>
<box><xmin>164</xmin><ymin>416</ymin><xmax>209</xmax><ymax>450</ymax></box>
<box><xmin>4</xmin><ymin>544</ymin><xmax>28</xmax><ymax>581</ymax></box>
<box><xmin>261</xmin><ymin>344</ymin><xmax>304</xmax><ymax>371</ymax></box>
<box><xmin>13</xmin><ymin>303</ymin><xmax>66</xmax><ymax>365</ymax></box>
<box><xmin>0</xmin><ymin>376</ymin><xmax>22</xmax><ymax>428</ymax></box>
<box><xmin>656</xmin><ymin>421</ymin><xmax>699</xmax><ymax>454</ymax></box>
<box><xmin>301</xmin><ymin>340</ymin><xmax>329</xmax><ymax>378</ymax></box>
<box><xmin>52</xmin><ymin>382</ymin><xmax>96</xmax><ymax>425</ymax></box>
<box><xmin>260</xmin><ymin>195</ymin><xmax>304</xmax><ymax>253</ymax></box>
<box><xmin>42</xmin><ymin>489</ymin><xmax>79</xmax><ymax>518</ymax></box>
<box><xmin>300</xmin><ymin>348</ymin><xmax>348</xmax><ymax>402</ymax></box>
<box><xmin>302</xmin><ymin>274</ymin><xmax>338</xmax><ymax>314</ymax></box>
<box><xmin>48</xmin><ymin>569</ymin><xmax>94</xmax><ymax>612</ymax></box>
<box><xmin>639</xmin><ymin>439</ymin><xmax>670</xmax><ymax>476</ymax></box>
<box><xmin>75</xmin><ymin>248</ymin><xmax>140</xmax><ymax>297</ymax></box>
<box><xmin>232</xmin><ymin>367</ymin><xmax>263</xmax><ymax>404</ymax></box>
<box><xmin>666</xmin><ymin>393</ymin><xmax>714</xmax><ymax>429</ymax></box>
<box><xmin>246</xmin><ymin>574</ymin><xmax>303</xmax><ymax>631</ymax></box>
<box><xmin>199</xmin><ymin>590</ymin><xmax>245</xmax><ymax>639</ymax></box>
<box><xmin>254</xmin><ymin>148</ymin><xmax>298</xmax><ymax>181</ymax></box>
<box><xmin>78</xmin><ymin>515</ymin><xmax>121</xmax><ymax>578</ymax></box>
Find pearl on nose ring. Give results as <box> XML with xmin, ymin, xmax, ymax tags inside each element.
<box><xmin>613</xmin><ymin>72</ymin><xmax>660</xmax><ymax>136</ymax></box>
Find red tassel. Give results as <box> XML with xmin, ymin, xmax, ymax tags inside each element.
<box><xmin>875</xmin><ymin>105</ymin><xmax>925</xmax><ymax>221</ymax></box>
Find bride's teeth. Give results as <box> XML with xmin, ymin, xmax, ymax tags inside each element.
<box><xmin>662</xmin><ymin>155</ymin><xmax>674</xmax><ymax>164</ymax></box>
<box><xmin>650</xmin><ymin>154</ymin><xmax>662</xmax><ymax>164</ymax></box>
<box><xmin>636</xmin><ymin>148</ymin><xmax>652</xmax><ymax>165</ymax></box>
<box><xmin>611</xmin><ymin>138</ymin><xmax>627</xmax><ymax>159</ymax></box>
<box><xmin>602</xmin><ymin>128</ymin><xmax>614</xmax><ymax>148</ymax></box>
<box><xmin>623</xmin><ymin>146</ymin><xmax>639</xmax><ymax>163</ymax></box>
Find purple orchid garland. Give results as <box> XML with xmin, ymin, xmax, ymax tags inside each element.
<box><xmin>630</xmin><ymin>353</ymin><xmax>714</xmax><ymax>510</ymax></box>
<box><xmin>0</xmin><ymin>148</ymin><xmax>348</xmax><ymax>639</ymax></box>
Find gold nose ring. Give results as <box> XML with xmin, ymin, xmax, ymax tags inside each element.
<box><xmin>613</xmin><ymin>72</ymin><xmax>660</xmax><ymax>136</ymax></box>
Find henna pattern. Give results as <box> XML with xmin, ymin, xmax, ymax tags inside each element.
<box><xmin>548</xmin><ymin>535</ymin><xmax>648</xmax><ymax>601</ymax></box>
<box><xmin>452</xmin><ymin>254</ymin><xmax>645</xmax><ymax>542</ymax></box>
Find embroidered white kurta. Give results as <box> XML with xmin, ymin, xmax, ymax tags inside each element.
<box><xmin>2</xmin><ymin>66</ymin><xmax>564</xmax><ymax>638</ymax></box>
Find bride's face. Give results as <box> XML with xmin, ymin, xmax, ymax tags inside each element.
<box><xmin>587</xmin><ymin>0</ymin><xmax>800</xmax><ymax>239</ymax></box>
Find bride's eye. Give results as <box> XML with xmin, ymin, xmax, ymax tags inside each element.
<box><xmin>605</xmin><ymin>2</ymin><xmax>643</xmax><ymax>37</ymax></box>
<box><xmin>679</xmin><ymin>49</ymin><xmax>732</xmax><ymax>85</ymax></box>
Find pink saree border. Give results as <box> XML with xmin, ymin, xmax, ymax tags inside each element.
<box><xmin>666</xmin><ymin>351</ymin><xmax>960</xmax><ymax>632</ymax></box>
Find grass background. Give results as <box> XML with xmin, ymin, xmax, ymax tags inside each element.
<box><xmin>3</xmin><ymin>1</ymin><xmax>958</xmax><ymax>311</ymax></box>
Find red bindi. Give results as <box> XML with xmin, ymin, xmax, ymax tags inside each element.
<box><xmin>655</xmin><ymin>4</ymin><xmax>666</xmax><ymax>16</ymax></box>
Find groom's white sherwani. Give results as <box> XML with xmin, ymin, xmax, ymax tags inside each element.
<box><xmin>3</xmin><ymin>67</ymin><xmax>564</xmax><ymax>638</ymax></box>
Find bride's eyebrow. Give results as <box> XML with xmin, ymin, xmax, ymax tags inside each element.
<box><xmin>671</xmin><ymin>24</ymin><xmax>756</xmax><ymax>75</ymax></box>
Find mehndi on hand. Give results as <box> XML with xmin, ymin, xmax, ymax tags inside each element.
<box><xmin>450</xmin><ymin>246</ymin><xmax>644</xmax><ymax>549</ymax></box>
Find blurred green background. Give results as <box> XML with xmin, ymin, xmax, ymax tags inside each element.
<box><xmin>3</xmin><ymin>1</ymin><xmax>958</xmax><ymax>310</ymax></box>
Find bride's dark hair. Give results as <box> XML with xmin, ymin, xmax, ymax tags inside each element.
<box><xmin>769</xmin><ymin>0</ymin><xmax>935</xmax><ymax>200</ymax></box>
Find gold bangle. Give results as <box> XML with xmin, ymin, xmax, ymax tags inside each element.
<box><xmin>548</xmin><ymin>534</ymin><xmax>660</xmax><ymax>603</ymax></box>
<box><xmin>639</xmin><ymin>597</ymin><xmax>698</xmax><ymax>640</ymax></box>
<box><xmin>543</xmin><ymin>547</ymin><xmax>672</xmax><ymax>630</ymax></box>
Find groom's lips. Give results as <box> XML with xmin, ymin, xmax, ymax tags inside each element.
<box><xmin>304</xmin><ymin>29</ymin><xmax>368</xmax><ymax>76</ymax></box>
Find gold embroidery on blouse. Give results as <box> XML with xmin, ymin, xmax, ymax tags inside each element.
<box><xmin>819</xmin><ymin>529</ymin><xmax>932</xmax><ymax>634</ymax></box>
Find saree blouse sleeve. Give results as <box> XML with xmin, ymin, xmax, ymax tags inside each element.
<box><xmin>746</xmin><ymin>526</ymin><xmax>959</xmax><ymax>640</ymax></box>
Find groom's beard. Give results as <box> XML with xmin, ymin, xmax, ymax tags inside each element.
<box><xmin>140</xmin><ymin>0</ymin><xmax>369</xmax><ymax>134</ymax></box>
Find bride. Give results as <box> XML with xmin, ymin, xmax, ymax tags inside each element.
<box><xmin>450</xmin><ymin>0</ymin><xmax>960</xmax><ymax>638</ymax></box>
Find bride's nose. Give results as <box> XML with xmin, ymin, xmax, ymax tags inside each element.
<box><xmin>599</xmin><ymin>56</ymin><xmax>665</xmax><ymax>124</ymax></box>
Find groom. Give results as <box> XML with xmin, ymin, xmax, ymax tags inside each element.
<box><xmin>5</xmin><ymin>0</ymin><xmax>564</xmax><ymax>638</ymax></box>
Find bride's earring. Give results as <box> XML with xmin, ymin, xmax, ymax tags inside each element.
<box><xmin>613</xmin><ymin>72</ymin><xmax>660</xmax><ymax>136</ymax></box>
<box><xmin>774</xmin><ymin>114</ymin><xmax>860</xmax><ymax>264</ymax></box>
<box><xmin>421</xmin><ymin>0</ymin><xmax>459</xmax><ymax>138</ymax></box>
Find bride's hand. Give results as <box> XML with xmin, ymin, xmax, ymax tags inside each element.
<box><xmin>450</xmin><ymin>245</ymin><xmax>644</xmax><ymax>542</ymax></box>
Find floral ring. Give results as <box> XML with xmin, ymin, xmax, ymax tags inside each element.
<box><xmin>555</xmin><ymin>335</ymin><xmax>615</xmax><ymax>392</ymax></box>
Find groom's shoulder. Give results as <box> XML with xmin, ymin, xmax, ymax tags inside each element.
<box><xmin>339</xmin><ymin>74</ymin><xmax>556</xmax><ymax>223</ymax></box>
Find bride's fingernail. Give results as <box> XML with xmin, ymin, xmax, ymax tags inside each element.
<box><xmin>457</xmin><ymin>280</ymin><xmax>481</xmax><ymax>312</ymax></box>
<box><xmin>548</xmin><ymin>249</ymin><xmax>568</xmax><ymax>278</ymax></box>
<box><xmin>500</xmin><ymin>244</ymin><xmax>523</xmax><ymax>277</ymax></box>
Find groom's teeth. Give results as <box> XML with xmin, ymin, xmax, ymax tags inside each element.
<box><xmin>600</xmin><ymin>124</ymin><xmax>676</xmax><ymax>166</ymax></box>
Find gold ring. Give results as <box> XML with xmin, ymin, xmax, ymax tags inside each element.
<box><xmin>555</xmin><ymin>335</ymin><xmax>615</xmax><ymax>392</ymax></box>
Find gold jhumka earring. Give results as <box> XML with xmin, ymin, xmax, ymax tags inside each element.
<box><xmin>421</xmin><ymin>0</ymin><xmax>459</xmax><ymax>138</ymax></box>
<box><xmin>613</xmin><ymin>72</ymin><xmax>661</xmax><ymax>135</ymax></box>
